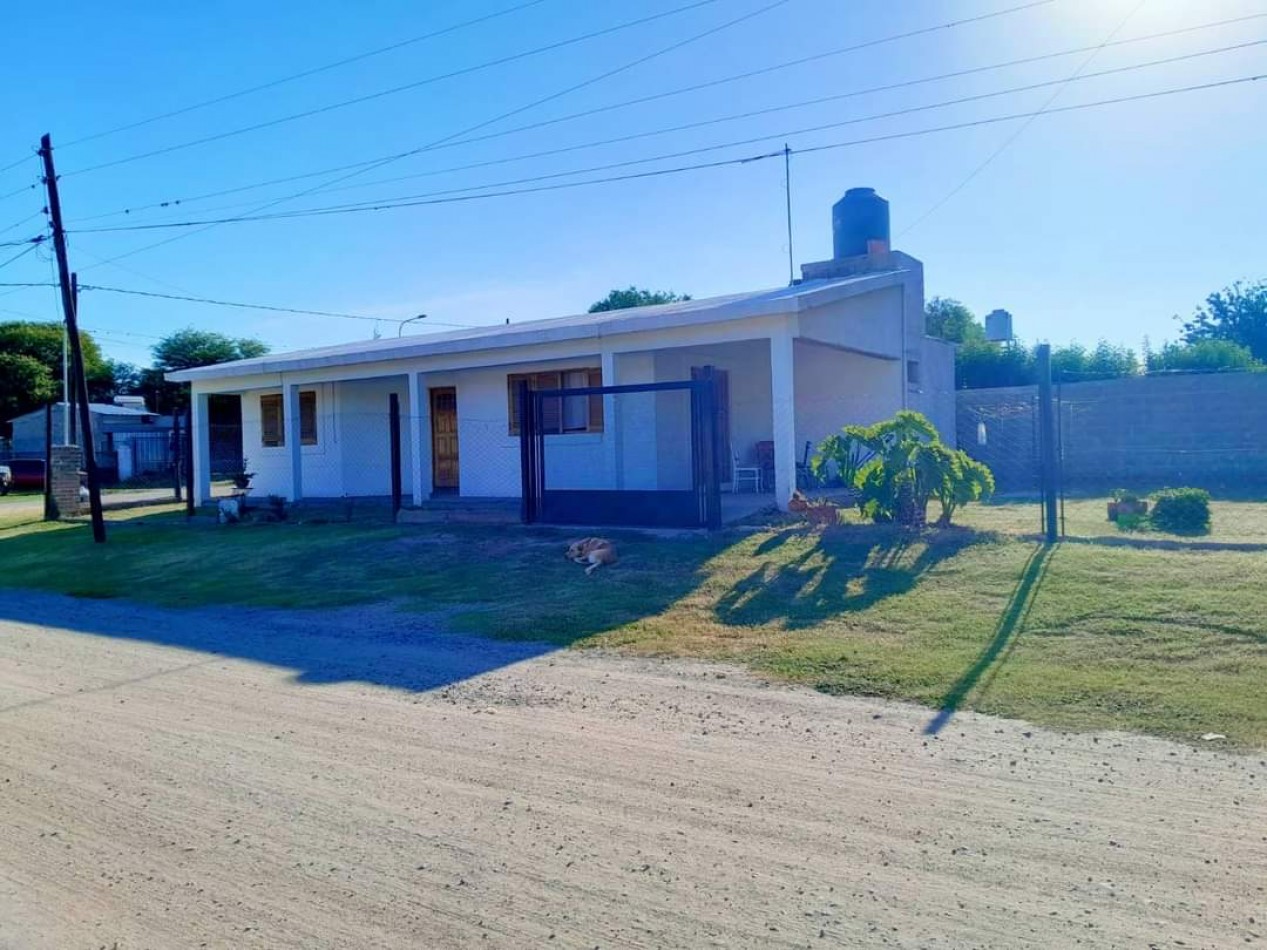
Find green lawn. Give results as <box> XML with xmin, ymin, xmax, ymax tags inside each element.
<box><xmin>1</xmin><ymin>505</ymin><xmax>1264</xmax><ymax>747</ymax></box>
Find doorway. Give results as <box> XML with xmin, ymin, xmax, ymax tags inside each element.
<box><xmin>429</xmin><ymin>387</ymin><xmax>459</xmax><ymax>494</ymax></box>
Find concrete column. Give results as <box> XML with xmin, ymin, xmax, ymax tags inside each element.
<box><xmin>191</xmin><ymin>390</ymin><xmax>212</xmax><ymax>505</ymax></box>
<box><xmin>769</xmin><ymin>330</ymin><xmax>797</xmax><ymax>509</ymax></box>
<box><xmin>407</xmin><ymin>371</ymin><xmax>430</xmax><ymax>505</ymax></box>
<box><xmin>600</xmin><ymin>350</ymin><xmax>620</xmax><ymax>489</ymax></box>
<box><xmin>283</xmin><ymin>382</ymin><xmax>303</xmax><ymax>501</ymax></box>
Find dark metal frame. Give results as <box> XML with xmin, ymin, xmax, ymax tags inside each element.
<box><xmin>519</xmin><ymin>370</ymin><xmax>723</xmax><ymax>530</ymax></box>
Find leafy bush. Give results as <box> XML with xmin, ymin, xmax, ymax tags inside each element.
<box><xmin>1149</xmin><ymin>488</ymin><xmax>1211</xmax><ymax>535</ymax></box>
<box><xmin>1114</xmin><ymin>512</ymin><xmax>1149</xmax><ymax>533</ymax></box>
<box><xmin>811</xmin><ymin>410</ymin><xmax>994</xmax><ymax>527</ymax></box>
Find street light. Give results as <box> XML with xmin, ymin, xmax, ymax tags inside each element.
<box><xmin>398</xmin><ymin>313</ymin><xmax>428</xmax><ymax>337</ymax></box>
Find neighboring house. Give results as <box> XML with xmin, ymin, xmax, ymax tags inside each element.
<box><xmin>169</xmin><ymin>189</ymin><xmax>956</xmax><ymax>515</ymax></box>
<box><xmin>6</xmin><ymin>399</ymin><xmax>173</xmax><ymax>481</ymax></box>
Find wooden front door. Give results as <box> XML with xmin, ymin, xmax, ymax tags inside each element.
<box><xmin>430</xmin><ymin>387</ymin><xmax>459</xmax><ymax>493</ymax></box>
<box><xmin>692</xmin><ymin>366</ymin><xmax>731</xmax><ymax>480</ymax></box>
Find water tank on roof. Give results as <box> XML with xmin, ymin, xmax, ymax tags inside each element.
<box><xmin>832</xmin><ymin>187</ymin><xmax>890</xmax><ymax>259</ymax></box>
<box><xmin>985</xmin><ymin>309</ymin><xmax>1014</xmax><ymax>342</ymax></box>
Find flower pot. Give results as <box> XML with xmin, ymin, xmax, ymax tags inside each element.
<box><xmin>1107</xmin><ymin>500</ymin><xmax>1148</xmax><ymax>522</ymax></box>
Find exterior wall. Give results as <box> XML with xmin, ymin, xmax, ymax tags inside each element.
<box><xmin>957</xmin><ymin>371</ymin><xmax>1267</xmax><ymax>493</ymax></box>
<box><xmin>793</xmin><ymin>342</ymin><xmax>902</xmax><ymax>458</ymax></box>
<box><xmin>797</xmin><ymin>286</ymin><xmax>904</xmax><ymax>359</ymax></box>
<box><xmin>651</xmin><ymin>338</ymin><xmax>773</xmax><ymax>482</ymax></box>
<box><xmin>337</xmin><ymin>377</ymin><xmax>413</xmax><ymax>497</ymax></box>
<box><xmin>911</xmin><ymin>337</ymin><xmax>957</xmax><ymax>445</ymax></box>
<box><xmin>242</xmin><ymin>382</ymin><xmax>339</xmax><ymax>498</ymax></box>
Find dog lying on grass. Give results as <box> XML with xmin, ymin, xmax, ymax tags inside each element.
<box><xmin>565</xmin><ymin>537</ymin><xmax>618</xmax><ymax>576</ymax></box>
<box><xmin>787</xmin><ymin>490</ymin><xmax>840</xmax><ymax>528</ymax></box>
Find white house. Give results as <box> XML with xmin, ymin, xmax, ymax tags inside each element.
<box><xmin>168</xmin><ymin>190</ymin><xmax>955</xmax><ymax>519</ymax></box>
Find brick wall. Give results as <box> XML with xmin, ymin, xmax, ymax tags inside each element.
<box><xmin>49</xmin><ymin>445</ymin><xmax>82</xmax><ymax>519</ymax></box>
<box><xmin>957</xmin><ymin>371</ymin><xmax>1267</xmax><ymax>494</ymax></box>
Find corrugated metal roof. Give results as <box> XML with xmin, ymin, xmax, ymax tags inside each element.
<box><xmin>166</xmin><ymin>269</ymin><xmax>905</xmax><ymax>383</ymax></box>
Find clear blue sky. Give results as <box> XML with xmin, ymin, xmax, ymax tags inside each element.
<box><xmin>2</xmin><ymin>0</ymin><xmax>1264</xmax><ymax>367</ymax></box>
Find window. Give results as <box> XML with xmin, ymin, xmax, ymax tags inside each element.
<box><xmin>299</xmin><ymin>391</ymin><xmax>318</xmax><ymax>446</ymax></box>
<box><xmin>507</xmin><ymin>368</ymin><xmax>603</xmax><ymax>435</ymax></box>
<box><xmin>906</xmin><ymin>360</ymin><xmax>922</xmax><ymax>387</ymax></box>
<box><xmin>260</xmin><ymin>391</ymin><xmax>319</xmax><ymax>447</ymax></box>
<box><xmin>260</xmin><ymin>394</ymin><xmax>283</xmax><ymax>447</ymax></box>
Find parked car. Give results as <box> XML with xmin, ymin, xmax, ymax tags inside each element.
<box><xmin>0</xmin><ymin>464</ymin><xmax>10</xmax><ymax>494</ymax></box>
<box><xmin>2</xmin><ymin>458</ymin><xmax>46</xmax><ymax>492</ymax></box>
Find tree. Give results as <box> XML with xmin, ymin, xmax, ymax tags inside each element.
<box><xmin>810</xmin><ymin>410</ymin><xmax>994</xmax><ymax>527</ymax></box>
<box><xmin>143</xmin><ymin>328</ymin><xmax>269</xmax><ymax>414</ymax></box>
<box><xmin>924</xmin><ymin>297</ymin><xmax>984</xmax><ymax>344</ymax></box>
<box><xmin>0</xmin><ymin>353</ymin><xmax>56</xmax><ymax>421</ymax></box>
<box><xmin>1147</xmin><ymin>339</ymin><xmax>1260</xmax><ymax>373</ymax></box>
<box><xmin>0</xmin><ymin>320</ymin><xmax>115</xmax><ymax>420</ymax></box>
<box><xmin>588</xmin><ymin>287</ymin><xmax>690</xmax><ymax>313</ymax></box>
<box><xmin>1050</xmin><ymin>340</ymin><xmax>1138</xmax><ymax>381</ymax></box>
<box><xmin>955</xmin><ymin>339</ymin><xmax>1034</xmax><ymax>389</ymax></box>
<box><xmin>1181</xmin><ymin>279</ymin><xmax>1267</xmax><ymax>362</ymax></box>
<box><xmin>152</xmin><ymin>328</ymin><xmax>269</xmax><ymax>371</ymax></box>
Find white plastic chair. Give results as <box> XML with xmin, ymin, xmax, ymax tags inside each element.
<box><xmin>733</xmin><ymin>451</ymin><xmax>761</xmax><ymax>493</ymax></box>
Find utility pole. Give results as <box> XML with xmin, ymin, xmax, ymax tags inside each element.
<box><xmin>67</xmin><ymin>274</ymin><xmax>78</xmax><ymax>445</ymax></box>
<box><xmin>40</xmin><ymin>133</ymin><xmax>105</xmax><ymax>543</ymax></box>
<box><xmin>783</xmin><ymin>144</ymin><xmax>795</xmax><ymax>285</ymax></box>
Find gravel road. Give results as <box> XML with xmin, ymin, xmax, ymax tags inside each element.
<box><xmin>0</xmin><ymin>591</ymin><xmax>1262</xmax><ymax>949</ymax></box>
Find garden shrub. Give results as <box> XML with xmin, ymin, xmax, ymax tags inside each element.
<box><xmin>810</xmin><ymin>410</ymin><xmax>994</xmax><ymax>527</ymax></box>
<box><xmin>1149</xmin><ymin>487</ymin><xmax>1211</xmax><ymax>535</ymax></box>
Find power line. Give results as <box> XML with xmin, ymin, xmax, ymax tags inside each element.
<box><xmin>68</xmin><ymin>74</ymin><xmax>1267</xmax><ymax>233</ymax></box>
<box><xmin>76</xmin><ymin>283</ymin><xmax>477</xmax><ymax>328</ymax></box>
<box><xmin>57</xmin><ymin>0</ymin><xmax>553</xmax><ymax>150</ymax></box>
<box><xmin>114</xmin><ymin>37</ymin><xmax>1263</xmax><ymax>222</ymax></box>
<box><xmin>76</xmin><ymin>0</ymin><xmax>786</xmax><ymax>271</ymax></box>
<box><xmin>0</xmin><ymin>234</ymin><xmax>46</xmax><ymax>248</ymax></box>
<box><xmin>899</xmin><ymin>0</ymin><xmax>1148</xmax><ymax>237</ymax></box>
<box><xmin>78</xmin><ymin>0</ymin><xmax>1075</xmax><ymax>223</ymax></box>
<box><xmin>0</xmin><ymin>209</ymin><xmax>46</xmax><ymax>236</ymax></box>
<box><xmin>0</xmin><ymin>242</ymin><xmax>44</xmax><ymax>271</ymax></box>
<box><xmin>61</xmin><ymin>0</ymin><xmax>725</xmax><ymax>178</ymax></box>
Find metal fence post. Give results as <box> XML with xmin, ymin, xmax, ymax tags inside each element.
<box><xmin>184</xmin><ymin>407</ymin><xmax>195</xmax><ymax>518</ymax></box>
<box><xmin>172</xmin><ymin>411</ymin><xmax>182</xmax><ymax>502</ymax></box>
<box><xmin>1037</xmin><ymin>344</ymin><xmax>1059</xmax><ymax>543</ymax></box>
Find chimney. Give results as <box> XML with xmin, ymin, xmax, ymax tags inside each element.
<box><xmin>798</xmin><ymin>186</ymin><xmax>899</xmax><ymax>282</ymax></box>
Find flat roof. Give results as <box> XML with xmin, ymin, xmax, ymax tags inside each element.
<box><xmin>167</xmin><ymin>269</ymin><xmax>906</xmax><ymax>383</ymax></box>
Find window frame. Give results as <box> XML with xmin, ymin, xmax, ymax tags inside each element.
<box><xmin>507</xmin><ymin>368</ymin><xmax>603</xmax><ymax>436</ymax></box>
<box><xmin>259</xmin><ymin>390</ymin><xmax>319</xmax><ymax>447</ymax></box>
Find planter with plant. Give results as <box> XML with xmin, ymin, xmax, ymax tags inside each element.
<box><xmin>230</xmin><ymin>458</ymin><xmax>255</xmax><ymax>492</ymax></box>
<box><xmin>1107</xmin><ymin>488</ymin><xmax>1149</xmax><ymax>522</ymax></box>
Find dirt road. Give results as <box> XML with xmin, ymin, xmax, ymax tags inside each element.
<box><xmin>0</xmin><ymin>592</ymin><xmax>1262</xmax><ymax>949</ymax></box>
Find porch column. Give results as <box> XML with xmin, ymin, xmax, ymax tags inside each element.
<box><xmin>407</xmin><ymin>371</ymin><xmax>430</xmax><ymax>505</ymax></box>
<box><xmin>283</xmin><ymin>382</ymin><xmax>303</xmax><ymax>501</ymax></box>
<box><xmin>769</xmin><ymin>330</ymin><xmax>797</xmax><ymax>509</ymax></box>
<box><xmin>600</xmin><ymin>350</ymin><xmax>620</xmax><ymax>489</ymax></box>
<box><xmin>191</xmin><ymin>389</ymin><xmax>212</xmax><ymax>505</ymax></box>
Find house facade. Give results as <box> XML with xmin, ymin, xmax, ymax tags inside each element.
<box><xmin>170</xmin><ymin>195</ymin><xmax>955</xmax><ymax>515</ymax></box>
<box><xmin>5</xmin><ymin>399</ymin><xmax>174</xmax><ymax>482</ymax></box>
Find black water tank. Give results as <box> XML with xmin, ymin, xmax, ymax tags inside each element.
<box><xmin>832</xmin><ymin>187</ymin><xmax>890</xmax><ymax>259</ymax></box>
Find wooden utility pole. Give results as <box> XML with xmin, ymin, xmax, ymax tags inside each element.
<box><xmin>40</xmin><ymin>134</ymin><xmax>106</xmax><ymax>543</ymax></box>
<box><xmin>67</xmin><ymin>274</ymin><xmax>78</xmax><ymax>444</ymax></box>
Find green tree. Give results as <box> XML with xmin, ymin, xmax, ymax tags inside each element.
<box><xmin>924</xmin><ymin>297</ymin><xmax>984</xmax><ymax>343</ymax></box>
<box><xmin>1051</xmin><ymin>340</ymin><xmax>1138</xmax><ymax>381</ymax></box>
<box><xmin>145</xmin><ymin>328</ymin><xmax>269</xmax><ymax>414</ymax></box>
<box><xmin>588</xmin><ymin>287</ymin><xmax>690</xmax><ymax>313</ymax></box>
<box><xmin>1147</xmin><ymin>339</ymin><xmax>1261</xmax><ymax>373</ymax></box>
<box><xmin>955</xmin><ymin>339</ymin><xmax>1034</xmax><ymax>389</ymax></box>
<box><xmin>0</xmin><ymin>321</ymin><xmax>115</xmax><ymax>419</ymax></box>
<box><xmin>152</xmin><ymin>328</ymin><xmax>269</xmax><ymax>371</ymax></box>
<box><xmin>1181</xmin><ymin>279</ymin><xmax>1267</xmax><ymax>361</ymax></box>
<box><xmin>0</xmin><ymin>353</ymin><xmax>57</xmax><ymax>421</ymax></box>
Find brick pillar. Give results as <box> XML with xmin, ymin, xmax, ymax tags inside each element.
<box><xmin>49</xmin><ymin>445</ymin><xmax>83</xmax><ymax>519</ymax></box>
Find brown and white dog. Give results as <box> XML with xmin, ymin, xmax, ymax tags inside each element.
<box><xmin>787</xmin><ymin>490</ymin><xmax>839</xmax><ymax>528</ymax></box>
<box><xmin>565</xmin><ymin>537</ymin><xmax>618</xmax><ymax>576</ymax></box>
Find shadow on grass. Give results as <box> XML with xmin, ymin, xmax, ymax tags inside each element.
<box><xmin>0</xmin><ymin>518</ymin><xmax>726</xmax><ymax>695</ymax></box>
<box><xmin>924</xmin><ymin>543</ymin><xmax>1053</xmax><ymax>735</ymax></box>
<box><xmin>716</xmin><ymin>525</ymin><xmax>985</xmax><ymax>630</ymax></box>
